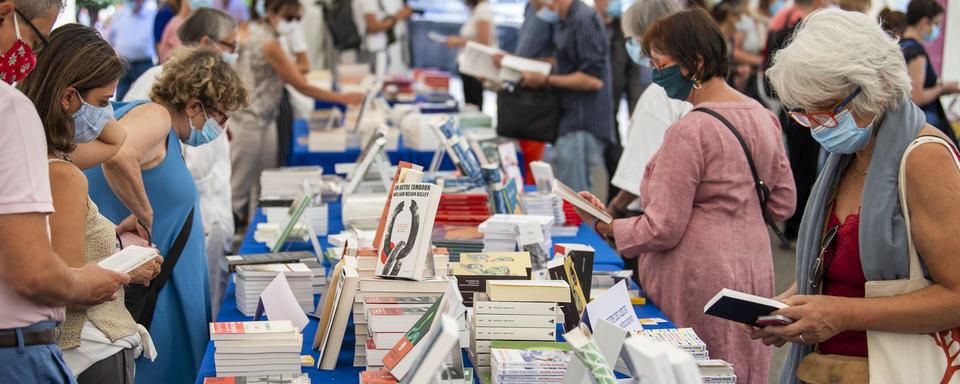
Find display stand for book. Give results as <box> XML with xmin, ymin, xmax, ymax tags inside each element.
<box><xmin>339</xmin><ymin>123</ymin><xmax>393</xmax><ymax>196</ymax></box>
<box><xmin>270</xmin><ymin>181</ymin><xmax>323</xmax><ymax>258</ymax></box>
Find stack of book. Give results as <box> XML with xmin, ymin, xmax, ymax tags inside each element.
<box><xmin>299</xmin><ymin>258</ymin><xmax>327</xmax><ymax>295</ymax></box>
<box><xmin>435</xmin><ymin>193</ymin><xmax>491</xmax><ymax>225</ymax></box>
<box><xmin>210</xmin><ymin>321</ymin><xmax>302</xmax><ymax>377</ymax></box>
<box><xmin>468</xmin><ymin>280</ymin><xmax>570</xmax><ymax>379</ymax></box>
<box><xmin>415</xmin><ymin>69</ymin><xmax>451</xmax><ymax>91</ymax></box>
<box><xmin>635</xmin><ymin>328</ymin><xmax>710</xmax><ymax>360</ymax></box>
<box><xmin>353</xmin><ymin>278</ymin><xmax>452</xmax><ymax>368</ymax></box>
<box><xmin>489</xmin><ymin>341</ymin><xmax>571</xmax><ymax>384</ymax></box>
<box><xmin>307</xmin><ymin>126</ymin><xmax>348</xmax><ymax>152</ymax></box>
<box><xmin>698</xmin><ymin>359</ymin><xmax>737</xmax><ymax>383</ymax></box>
<box><xmin>478</xmin><ymin>214</ymin><xmax>554</xmax><ymax>252</ymax></box>
<box><xmin>561</xmin><ymin>200</ymin><xmax>584</xmax><ymax>227</ymax></box>
<box><xmin>342</xmin><ymin>193</ymin><xmax>388</xmax><ymax>230</ymax></box>
<box><xmin>263</xmin><ymin>205</ymin><xmax>328</xmax><ymax>236</ymax></box>
<box><xmin>519</xmin><ymin>193</ymin><xmax>579</xmax><ymax>237</ymax></box>
<box><xmin>453</xmin><ymin>252</ymin><xmax>531</xmax><ymax>307</ymax></box>
<box><xmin>432</xmin><ymin>224</ymin><xmax>485</xmax><ymax>263</ymax></box>
<box><xmin>203</xmin><ymin>373</ymin><xmax>310</xmax><ymax>383</ymax></box>
<box><xmin>259</xmin><ymin>167</ymin><xmax>324</xmax><ymax>200</ymax></box>
<box><xmin>235</xmin><ymin>264</ymin><xmax>314</xmax><ymax>316</ymax></box>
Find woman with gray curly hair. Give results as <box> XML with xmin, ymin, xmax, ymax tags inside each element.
<box><xmin>83</xmin><ymin>46</ymin><xmax>249</xmax><ymax>384</ymax></box>
<box><xmin>749</xmin><ymin>9</ymin><xmax>960</xmax><ymax>384</ymax></box>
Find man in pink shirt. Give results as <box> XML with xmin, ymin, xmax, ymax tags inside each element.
<box><xmin>0</xmin><ymin>1</ymin><xmax>129</xmax><ymax>382</ymax></box>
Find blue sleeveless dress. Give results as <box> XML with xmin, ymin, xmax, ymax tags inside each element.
<box><xmin>84</xmin><ymin>100</ymin><xmax>210</xmax><ymax>384</ymax></box>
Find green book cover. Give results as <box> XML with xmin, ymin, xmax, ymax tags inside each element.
<box><xmin>490</xmin><ymin>340</ymin><xmax>572</xmax><ymax>352</ymax></box>
<box><xmin>382</xmin><ymin>296</ymin><xmax>442</xmax><ymax>369</ymax></box>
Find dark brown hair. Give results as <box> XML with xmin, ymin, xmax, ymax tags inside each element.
<box><xmin>251</xmin><ymin>0</ymin><xmax>303</xmax><ymax>20</ymax></box>
<box><xmin>906</xmin><ymin>0</ymin><xmax>943</xmax><ymax>25</ymax></box>
<box><xmin>17</xmin><ymin>23</ymin><xmax>125</xmax><ymax>154</ymax></box>
<box><xmin>879</xmin><ymin>8</ymin><xmax>907</xmax><ymax>38</ymax></box>
<box><xmin>642</xmin><ymin>8</ymin><xmax>730</xmax><ymax>82</ymax></box>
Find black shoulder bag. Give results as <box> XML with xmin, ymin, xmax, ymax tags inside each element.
<box><xmin>694</xmin><ymin>108</ymin><xmax>791</xmax><ymax>248</ymax></box>
<box><xmin>319</xmin><ymin>0</ymin><xmax>362</xmax><ymax>51</ymax></box>
<box><xmin>125</xmin><ymin>208</ymin><xmax>194</xmax><ymax>328</ymax></box>
<box><xmin>496</xmin><ymin>85</ymin><xmax>561</xmax><ymax>143</ymax></box>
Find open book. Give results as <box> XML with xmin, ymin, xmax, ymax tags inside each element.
<box><xmin>458</xmin><ymin>41</ymin><xmax>552</xmax><ymax>84</ymax></box>
<box><xmin>552</xmin><ymin>179</ymin><xmax>613</xmax><ymax>224</ymax></box>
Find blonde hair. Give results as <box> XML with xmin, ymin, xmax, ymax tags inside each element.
<box><xmin>768</xmin><ymin>8</ymin><xmax>910</xmax><ymax>117</ymax></box>
<box><xmin>150</xmin><ymin>46</ymin><xmax>249</xmax><ymax>112</ymax></box>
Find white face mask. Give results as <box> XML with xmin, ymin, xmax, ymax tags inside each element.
<box><xmin>276</xmin><ymin>20</ymin><xmax>299</xmax><ymax>36</ymax></box>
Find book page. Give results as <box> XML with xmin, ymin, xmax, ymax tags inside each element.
<box><xmin>457</xmin><ymin>41</ymin><xmax>502</xmax><ymax>81</ymax></box>
<box><xmin>499</xmin><ymin>56</ymin><xmax>552</xmax><ymax>83</ymax></box>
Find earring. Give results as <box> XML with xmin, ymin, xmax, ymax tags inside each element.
<box><xmin>693</xmin><ymin>77</ymin><xmax>703</xmax><ymax>90</ymax></box>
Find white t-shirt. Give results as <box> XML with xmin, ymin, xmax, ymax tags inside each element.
<box><xmin>460</xmin><ymin>2</ymin><xmax>498</xmax><ymax>47</ymax></box>
<box><xmin>611</xmin><ymin>84</ymin><xmax>693</xmax><ymax>197</ymax></box>
<box><xmin>355</xmin><ymin>0</ymin><xmax>388</xmax><ymax>52</ymax></box>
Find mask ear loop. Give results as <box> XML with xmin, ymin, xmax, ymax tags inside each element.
<box><xmin>12</xmin><ymin>10</ymin><xmax>21</xmax><ymax>41</ymax></box>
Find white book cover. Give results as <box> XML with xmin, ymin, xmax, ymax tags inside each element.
<box><xmin>473</xmin><ymin>300</ymin><xmax>558</xmax><ymax>316</ymax></box>
<box><xmin>209</xmin><ymin>321</ymin><xmax>296</xmax><ymax>341</ymax></box>
<box><xmin>552</xmin><ymin>179</ymin><xmax>612</xmax><ymax>224</ymax></box>
<box><xmin>474</xmin><ymin>314</ymin><xmax>556</xmax><ymax>328</ymax></box>
<box><xmin>376</xmin><ymin>183</ymin><xmax>442</xmax><ymax>280</ymax></box>
<box><xmin>499</xmin><ymin>55</ymin><xmax>552</xmax><ymax>83</ymax></box>
<box><xmin>457</xmin><ymin>41</ymin><xmax>502</xmax><ymax>81</ymax></box>
<box><xmin>316</xmin><ymin>259</ymin><xmax>359</xmax><ymax>370</ymax></box>
<box><xmin>405</xmin><ymin>314</ymin><xmax>461</xmax><ymax>384</ymax></box>
<box><xmin>97</xmin><ymin>245</ymin><xmax>157</xmax><ymax>274</ymax></box>
<box><xmin>473</xmin><ymin>326</ymin><xmax>556</xmax><ymax>341</ymax></box>
<box><xmin>620</xmin><ymin>335</ymin><xmax>678</xmax><ymax>384</ymax></box>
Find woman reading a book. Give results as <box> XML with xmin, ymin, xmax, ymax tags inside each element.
<box><xmin>749</xmin><ymin>9</ymin><xmax>960</xmax><ymax>384</ymax></box>
<box><xmin>575</xmin><ymin>8</ymin><xmax>796</xmax><ymax>384</ymax></box>
<box><xmin>16</xmin><ymin>24</ymin><xmax>163</xmax><ymax>383</ymax></box>
<box><xmin>82</xmin><ymin>46</ymin><xmax>249</xmax><ymax>384</ymax></box>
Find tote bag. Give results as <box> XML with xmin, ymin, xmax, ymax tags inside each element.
<box><xmin>865</xmin><ymin>136</ymin><xmax>960</xmax><ymax>384</ymax></box>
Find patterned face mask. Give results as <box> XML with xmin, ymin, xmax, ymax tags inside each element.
<box><xmin>0</xmin><ymin>11</ymin><xmax>37</xmax><ymax>85</ymax></box>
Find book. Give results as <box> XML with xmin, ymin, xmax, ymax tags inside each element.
<box><xmin>453</xmin><ymin>252</ymin><xmax>531</xmax><ymax>276</ymax></box>
<box><xmin>314</xmin><ymin>258</ymin><xmax>360</xmax><ymax>370</ymax></box>
<box><xmin>473</xmin><ymin>326</ymin><xmax>556</xmax><ymax>341</ymax></box>
<box><xmin>554</xmin><ymin>244</ymin><xmax>595</xmax><ymax>301</ymax></box>
<box><xmin>209</xmin><ymin>321</ymin><xmax>296</xmax><ymax>341</ymax></box>
<box><xmin>473</xmin><ymin>296</ymin><xmax>558</xmax><ymax>317</ymax></box>
<box><xmin>490</xmin><ymin>348</ymin><xmax>569</xmax><ymax>370</ymax></box>
<box><xmin>497</xmin><ymin>142</ymin><xmax>524</xmax><ymax>192</ymax></box>
<box><xmin>373</xmin><ymin>161</ymin><xmax>424</xmax><ymax>249</ymax></box>
<box><xmin>367</xmin><ymin>306</ymin><xmax>432</xmax><ymax>332</ymax></box>
<box><xmin>547</xmin><ymin>256</ymin><xmax>583</xmax><ymax>332</ymax></box>
<box><xmin>383</xmin><ymin>281</ymin><xmax>464</xmax><ymax>380</ymax></box>
<box><xmin>563</xmin><ymin>325</ymin><xmax>617</xmax><ymax>384</ymax></box>
<box><xmin>697</xmin><ymin>359</ymin><xmax>737</xmax><ymax>383</ymax></box>
<box><xmin>358</xmin><ymin>277</ymin><xmax>453</xmax><ymax>293</ymax></box>
<box><xmin>486</xmin><ymin>280</ymin><xmax>571</xmax><ymax>303</ymax></box>
<box><xmin>529</xmin><ymin>161</ymin><xmax>554</xmax><ymax>193</ymax></box>
<box><xmin>474</xmin><ymin>314</ymin><xmax>556</xmax><ymax>328</ymax></box>
<box><xmin>376</xmin><ymin>182</ymin><xmax>442</xmax><ymax>280</ymax></box>
<box><xmin>620</xmin><ymin>335</ymin><xmax>676</xmax><ymax>383</ymax></box>
<box><xmin>703</xmin><ymin>288</ymin><xmax>787</xmax><ymax>327</ymax></box>
<box><xmin>405</xmin><ymin>314</ymin><xmax>462</xmax><ymax>384</ymax></box>
<box><xmin>203</xmin><ymin>374</ymin><xmax>310</xmax><ymax>383</ymax></box>
<box><xmin>358</xmin><ymin>369</ymin><xmax>397</xmax><ymax>384</ymax></box>
<box><xmin>634</xmin><ymin>328</ymin><xmax>709</xmax><ymax>360</ymax></box>
<box><xmin>97</xmin><ymin>245</ymin><xmax>158</xmax><ymax>274</ymax></box>
<box><xmin>552</xmin><ymin>179</ymin><xmax>613</xmax><ymax>224</ymax></box>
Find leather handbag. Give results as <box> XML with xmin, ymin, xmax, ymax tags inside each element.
<box><xmin>496</xmin><ymin>87</ymin><xmax>560</xmax><ymax>143</ymax></box>
<box><xmin>796</xmin><ymin>352</ymin><xmax>869</xmax><ymax>384</ymax></box>
<box><xmin>124</xmin><ymin>208</ymin><xmax>194</xmax><ymax>329</ymax></box>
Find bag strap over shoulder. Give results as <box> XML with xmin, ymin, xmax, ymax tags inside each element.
<box><xmin>898</xmin><ymin>135</ymin><xmax>960</xmax><ymax>280</ymax></box>
<box><xmin>694</xmin><ymin>107</ymin><xmax>791</xmax><ymax>248</ymax></box>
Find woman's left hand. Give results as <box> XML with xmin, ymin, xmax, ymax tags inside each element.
<box><xmin>762</xmin><ymin>295</ymin><xmax>849</xmax><ymax>345</ymax></box>
<box><xmin>575</xmin><ymin>191</ymin><xmax>614</xmax><ymax>237</ymax></box>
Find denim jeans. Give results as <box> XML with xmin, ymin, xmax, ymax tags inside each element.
<box><xmin>550</xmin><ymin>131</ymin><xmax>607</xmax><ymax>193</ymax></box>
<box><xmin>0</xmin><ymin>321</ymin><xmax>77</xmax><ymax>384</ymax></box>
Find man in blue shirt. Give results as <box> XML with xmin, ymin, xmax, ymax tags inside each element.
<box><xmin>514</xmin><ymin>2</ymin><xmax>557</xmax><ymax>59</ymax></box>
<box><xmin>521</xmin><ymin>0</ymin><xmax>616</xmax><ymax>195</ymax></box>
<box><xmin>108</xmin><ymin>0</ymin><xmax>157</xmax><ymax>100</ymax></box>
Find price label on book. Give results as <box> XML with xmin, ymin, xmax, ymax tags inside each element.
<box><xmin>515</xmin><ymin>222</ymin><xmax>545</xmax><ymax>246</ymax></box>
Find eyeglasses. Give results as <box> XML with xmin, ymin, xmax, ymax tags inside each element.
<box><xmin>213</xmin><ymin>38</ymin><xmax>237</xmax><ymax>53</ymax></box>
<box><xmin>283</xmin><ymin>15</ymin><xmax>301</xmax><ymax>22</ymax></box>
<box><xmin>15</xmin><ymin>9</ymin><xmax>48</xmax><ymax>51</ymax></box>
<box><xmin>788</xmin><ymin>87</ymin><xmax>862</xmax><ymax>129</ymax></box>
<box><xmin>808</xmin><ymin>225</ymin><xmax>840</xmax><ymax>290</ymax></box>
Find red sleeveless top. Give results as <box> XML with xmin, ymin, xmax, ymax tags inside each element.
<box><xmin>818</xmin><ymin>210</ymin><xmax>868</xmax><ymax>357</ymax></box>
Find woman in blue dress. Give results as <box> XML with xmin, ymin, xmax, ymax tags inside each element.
<box><xmin>84</xmin><ymin>46</ymin><xmax>249</xmax><ymax>384</ymax></box>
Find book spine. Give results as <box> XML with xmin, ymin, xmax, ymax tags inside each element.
<box><xmin>474</xmin><ymin>314</ymin><xmax>556</xmax><ymax>328</ymax></box>
<box><xmin>473</xmin><ymin>327</ymin><xmax>556</xmax><ymax>341</ymax></box>
<box><xmin>473</xmin><ymin>301</ymin><xmax>557</xmax><ymax>316</ymax></box>
<box><xmin>492</xmin><ymin>368</ymin><xmax>568</xmax><ymax>377</ymax></box>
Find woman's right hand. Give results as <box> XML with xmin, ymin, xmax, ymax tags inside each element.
<box><xmin>128</xmin><ymin>255</ymin><xmax>164</xmax><ymax>286</ymax></box>
<box><xmin>743</xmin><ymin>282</ymin><xmax>798</xmax><ymax>347</ymax></box>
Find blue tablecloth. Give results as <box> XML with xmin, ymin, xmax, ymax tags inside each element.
<box><xmin>197</xmin><ymin>208</ymin><xmax>645</xmax><ymax>383</ymax></box>
<box><xmin>288</xmin><ymin>119</ymin><xmax>457</xmax><ymax>172</ymax></box>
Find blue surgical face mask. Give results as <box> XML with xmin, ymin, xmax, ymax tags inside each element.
<box><xmin>925</xmin><ymin>23</ymin><xmax>941</xmax><ymax>42</ymax></box>
<box><xmin>624</xmin><ymin>38</ymin><xmax>648</xmax><ymax>67</ymax></box>
<box><xmin>255</xmin><ymin>0</ymin><xmax>267</xmax><ymax>16</ymax></box>
<box><xmin>536</xmin><ymin>7</ymin><xmax>560</xmax><ymax>24</ymax></box>
<box><xmin>222</xmin><ymin>52</ymin><xmax>238</xmax><ymax>65</ymax></box>
<box><xmin>73</xmin><ymin>92</ymin><xmax>113</xmax><ymax>144</ymax></box>
<box><xmin>190</xmin><ymin>0</ymin><xmax>214</xmax><ymax>8</ymax></box>
<box><xmin>607</xmin><ymin>0</ymin><xmax>623</xmax><ymax>18</ymax></box>
<box><xmin>810</xmin><ymin>110</ymin><xmax>874</xmax><ymax>154</ymax></box>
<box><xmin>652</xmin><ymin>64</ymin><xmax>695</xmax><ymax>101</ymax></box>
<box><xmin>768</xmin><ymin>0</ymin><xmax>785</xmax><ymax>15</ymax></box>
<box><xmin>184</xmin><ymin>104</ymin><xmax>224</xmax><ymax>146</ymax></box>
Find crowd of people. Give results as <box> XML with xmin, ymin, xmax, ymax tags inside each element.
<box><xmin>0</xmin><ymin>0</ymin><xmax>957</xmax><ymax>383</ymax></box>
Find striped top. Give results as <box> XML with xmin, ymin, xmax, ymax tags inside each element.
<box><xmin>553</xmin><ymin>0</ymin><xmax>616</xmax><ymax>144</ymax></box>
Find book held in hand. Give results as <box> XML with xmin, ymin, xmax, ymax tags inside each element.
<box><xmin>703</xmin><ymin>288</ymin><xmax>787</xmax><ymax>327</ymax></box>
<box><xmin>97</xmin><ymin>245</ymin><xmax>158</xmax><ymax>274</ymax></box>
<box><xmin>552</xmin><ymin>179</ymin><xmax>613</xmax><ymax>224</ymax></box>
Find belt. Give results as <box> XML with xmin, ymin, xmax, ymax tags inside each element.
<box><xmin>0</xmin><ymin>328</ymin><xmax>57</xmax><ymax>348</ymax></box>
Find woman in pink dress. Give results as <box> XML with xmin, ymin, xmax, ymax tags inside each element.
<box><xmin>577</xmin><ymin>8</ymin><xmax>796</xmax><ymax>384</ymax></box>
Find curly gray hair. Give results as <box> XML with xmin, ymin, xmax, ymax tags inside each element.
<box><xmin>768</xmin><ymin>8</ymin><xmax>911</xmax><ymax>117</ymax></box>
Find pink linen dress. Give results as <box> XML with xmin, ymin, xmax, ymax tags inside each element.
<box><xmin>612</xmin><ymin>100</ymin><xmax>796</xmax><ymax>384</ymax></box>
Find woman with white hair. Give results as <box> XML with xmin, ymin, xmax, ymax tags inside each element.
<box><xmin>750</xmin><ymin>9</ymin><xmax>960</xmax><ymax>384</ymax></box>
